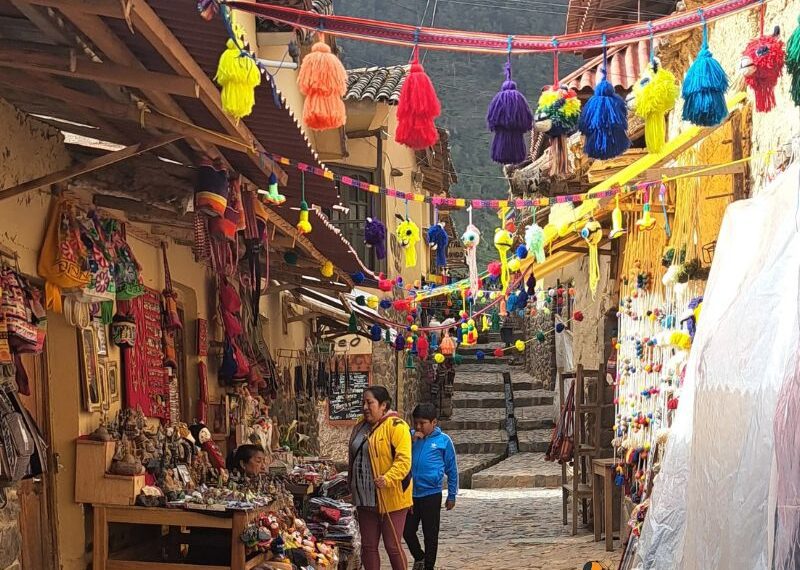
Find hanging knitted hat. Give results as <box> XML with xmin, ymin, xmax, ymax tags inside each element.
<box><xmin>486</xmin><ymin>61</ymin><xmax>533</xmax><ymax>164</ymax></box>
<box><xmin>195</xmin><ymin>157</ymin><xmax>229</xmax><ymax>217</ymax></box>
<box><xmin>740</xmin><ymin>26</ymin><xmax>786</xmax><ymax>113</ymax></box>
<box><xmin>787</xmin><ymin>16</ymin><xmax>800</xmax><ymax>106</ymax></box>
<box><xmin>215</xmin><ymin>23</ymin><xmax>261</xmax><ymax>123</ymax></box>
<box><xmin>396</xmin><ymin>47</ymin><xmax>441</xmax><ymax>150</ymax></box>
<box><xmin>682</xmin><ymin>16</ymin><xmax>729</xmax><ymax>126</ymax></box>
<box><xmin>297</xmin><ymin>39</ymin><xmax>347</xmax><ymax>130</ymax></box>
<box><xmin>579</xmin><ymin>37</ymin><xmax>630</xmax><ymax>160</ymax></box>
<box><xmin>364</xmin><ymin>218</ymin><xmax>387</xmax><ymax>260</ymax></box>
<box><xmin>627</xmin><ymin>59</ymin><xmax>679</xmax><ymax>153</ymax></box>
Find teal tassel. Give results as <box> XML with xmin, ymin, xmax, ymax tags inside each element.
<box><xmin>682</xmin><ymin>21</ymin><xmax>729</xmax><ymax>126</ymax></box>
<box><xmin>348</xmin><ymin>312</ymin><xmax>357</xmax><ymax>333</ymax></box>
<box><xmin>787</xmin><ymin>16</ymin><xmax>800</xmax><ymax>106</ymax></box>
<box><xmin>101</xmin><ymin>301</ymin><xmax>114</xmax><ymax>325</ymax></box>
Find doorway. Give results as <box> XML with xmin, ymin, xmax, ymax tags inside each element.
<box><xmin>16</xmin><ymin>352</ymin><xmax>58</xmax><ymax>570</ymax></box>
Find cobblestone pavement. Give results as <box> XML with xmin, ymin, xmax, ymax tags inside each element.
<box><xmin>380</xmin><ymin>488</ymin><xmax>621</xmax><ymax>570</ymax></box>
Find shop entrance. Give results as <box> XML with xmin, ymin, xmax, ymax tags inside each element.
<box><xmin>16</xmin><ymin>352</ymin><xmax>58</xmax><ymax>570</ymax></box>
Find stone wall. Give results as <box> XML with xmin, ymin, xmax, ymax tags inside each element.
<box><xmin>0</xmin><ymin>489</ymin><xmax>20</xmax><ymax>570</ymax></box>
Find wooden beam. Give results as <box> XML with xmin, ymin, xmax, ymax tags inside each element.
<box><xmin>642</xmin><ymin>163</ymin><xmax>747</xmax><ymax>180</ymax></box>
<box><xmin>287</xmin><ymin>311</ymin><xmax>324</xmax><ymax>324</ymax></box>
<box><xmin>0</xmin><ymin>70</ymin><xmax>253</xmax><ymax>152</ymax></box>
<box><xmin>23</xmin><ymin>0</ymin><xmax>123</xmax><ymax>18</ymax></box>
<box><xmin>0</xmin><ymin>134</ymin><xmax>181</xmax><ymax>200</ymax></box>
<box><xmin>93</xmin><ymin>194</ymin><xmax>192</xmax><ymax>225</ymax></box>
<box><xmin>0</xmin><ymin>42</ymin><xmax>200</xmax><ymax>98</ymax></box>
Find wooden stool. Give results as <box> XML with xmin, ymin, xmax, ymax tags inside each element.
<box><xmin>592</xmin><ymin>458</ymin><xmax>617</xmax><ymax>551</ymax></box>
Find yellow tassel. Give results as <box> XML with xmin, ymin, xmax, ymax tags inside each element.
<box><xmin>581</xmin><ymin>220</ymin><xmax>603</xmax><ymax>298</ymax></box>
<box><xmin>297</xmin><ymin>201</ymin><xmax>312</xmax><ymax>234</ymax></box>
<box><xmin>215</xmin><ymin>25</ymin><xmax>262</xmax><ymax>122</ymax></box>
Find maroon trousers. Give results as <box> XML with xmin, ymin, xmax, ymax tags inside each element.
<box><xmin>357</xmin><ymin>507</ymin><xmax>409</xmax><ymax>570</ymax></box>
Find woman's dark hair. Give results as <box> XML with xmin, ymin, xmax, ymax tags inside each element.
<box><xmin>226</xmin><ymin>444</ymin><xmax>265</xmax><ymax>471</ymax></box>
<box><xmin>364</xmin><ymin>386</ymin><xmax>392</xmax><ymax>410</ymax></box>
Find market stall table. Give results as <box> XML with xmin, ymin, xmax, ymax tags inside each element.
<box><xmin>592</xmin><ymin>457</ymin><xmax>619</xmax><ymax>552</ymax></box>
<box><xmin>92</xmin><ymin>503</ymin><xmax>278</xmax><ymax>570</ymax></box>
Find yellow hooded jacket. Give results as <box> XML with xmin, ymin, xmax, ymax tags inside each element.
<box><xmin>349</xmin><ymin>412</ymin><xmax>413</xmax><ymax>513</ymax></box>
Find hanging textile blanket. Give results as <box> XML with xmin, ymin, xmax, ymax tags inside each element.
<box><xmin>120</xmin><ymin>287</ymin><xmax>170</xmax><ymax>419</ymax></box>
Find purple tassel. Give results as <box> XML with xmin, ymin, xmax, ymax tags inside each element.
<box><xmin>365</xmin><ymin>218</ymin><xmax>387</xmax><ymax>259</ymax></box>
<box><xmin>487</xmin><ymin>62</ymin><xmax>533</xmax><ymax>165</ymax></box>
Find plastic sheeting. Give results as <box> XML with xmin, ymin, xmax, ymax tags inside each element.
<box><xmin>636</xmin><ymin>162</ymin><xmax>800</xmax><ymax>569</ymax></box>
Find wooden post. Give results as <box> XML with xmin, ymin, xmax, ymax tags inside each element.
<box><xmin>503</xmin><ymin>372</ymin><xmax>519</xmax><ymax>455</ymax></box>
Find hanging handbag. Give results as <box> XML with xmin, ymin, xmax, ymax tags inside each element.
<box><xmin>103</xmin><ymin>219</ymin><xmax>144</xmax><ymax>301</ymax></box>
<box><xmin>1</xmin><ymin>268</ymin><xmax>38</xmax><ymax>353</ymax></box>
<box><xmin>161</xmin><ymin>243</ymin><xmax>182</xmax><ymax>331</ymax></box>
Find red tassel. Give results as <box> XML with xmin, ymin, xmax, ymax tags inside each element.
<box><xmin>396</xmin><ymin>48</ymin><xmax>441</xmax><ymax>150</ymax></box>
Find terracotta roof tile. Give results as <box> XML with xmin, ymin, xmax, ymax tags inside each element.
<box><xmin>345</xmin><ymin>66</ymin><xmax>408</xmax><ymax>105</ymax></box>
<box><xmin>562</xmin><ymin>40</ymin><xmax>651</xmax><ymax>94</ymax></box>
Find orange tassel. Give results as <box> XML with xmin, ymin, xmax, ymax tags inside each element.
<box><xmin>297</xmin><ymin>40</ymin><xmax>347</xmax><ymax>130</ymax></box>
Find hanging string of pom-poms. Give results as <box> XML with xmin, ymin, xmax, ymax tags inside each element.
<box><xmin>217</xmin><ymin>0</ymin><xmax>769</xmax><ymax>54</ymax></box>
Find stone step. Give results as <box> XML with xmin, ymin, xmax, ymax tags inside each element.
<box><xmin>440</xmin><ymin>418</ymin><xmax>554</xmax><ymax>432</ymax></box>
<box><xmin>456</xmin><ymin>356</ymin><xmax>523</xmax><ymax>366</ymax></box>
<box><xmin>456</xmin><ymin>344</ymin><xmax>504</xmax><ymax>355</ymax></box>
<box><xmin>453</xmin><ymin>381</ymin><xmax>536</xmax><ymax>392</ymax></box>
<box><xmin>448</xmin><ymin>453</ymin><xmax>505</xmax><ymax>489</ymax></box>
<box><xmin>448</xmin><ymin>405</ymin><xmax>557</xmax><ymax>424</ymax></box>
<box><xmin>450</xmin><ymin>428</ymin><xmax>552</xmax><ymax>454</ymax></box>
<box><xmin>451</xmin><ymin>391</ymin><xmax>554</xmax><ymax>409</ymax></box>
<box><xmin>471</xmin><ymin>452</ymin><xmax>568</xmax><ymax>489</ymax></box>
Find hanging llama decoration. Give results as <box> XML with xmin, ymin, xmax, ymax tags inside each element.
<box><xmin>787</xmin><ymin>16</ymin><xmax>800</xmax><ymax>106</ymax></box>
<box><xmin>627</xmin><ymin>59</ymin><xmax>679</xmax><ymax>153</ymax></box>
<box><xmin>396</xmin><ymin>46</ymin><xmax>441</xmax><ymax>150</ymax></box>
<box><xmin>486</xmin><ymin>58</ymin><xmax>533</xmax><ymax>164</ymax></box>
<box><xmin>462</xmin><ymin>210</ymin><xmax>481</xmax><ymax>295</ymax></box>
<box><xmin>579</xmin><ymin>35</ymin><xmax>630</xmax><ymax>160</ymax></box>
<box><xmin>364</xmin><ymin>218</ymin><xmax>387</xmax><ymax>260</ymax></box>
<box><xmin>396</xmin><ymin>216</ymin><xmax>421</xmax><ymax>268</ymax></box>
<box><xmin>494</xmin><ymin>220</ymin><xmax>514</xmax><ymax>292</ymax></box>
<box><xmin>682</xmin><ymin>12</ymin><xmax>729</xmax><ymax>126</ymax></box>
<box><xmin>215</xmin><ymin>21</ymin><xmax>262</xmax><ymax>123</ymax></box>
<box><xmin>297</xmin><ymin>36</ymin><xmax>348</xmax><ymax>130</ymax></box>
<box><xmin>524</xmin><ymin>222</ymin><xmax>546</xmax><ymax>264</ymax></box>
<box><xmin>740</xmin><ymin>26</ymin><xmax>786</xmax><ymax>113</ymax></box>
<box><xmin>581</xmin><ymin>219</ymin><xmax>603</xmax><ymax>298</ymax></box>
<box><xmin>426</xmin><ymin>220</ymin><xmax>449</xmax><ymax>269</ymax></box>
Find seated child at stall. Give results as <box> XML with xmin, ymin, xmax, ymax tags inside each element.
<box><xmin>404</xmin><ymin>403</ymin><xmax>459</xmax><ymax>570</ymax></box>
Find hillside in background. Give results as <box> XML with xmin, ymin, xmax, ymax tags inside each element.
<box><xmin>334</xmin><ymin>0</ymin><xmax>579</xmax><ymax>264</ymax></box>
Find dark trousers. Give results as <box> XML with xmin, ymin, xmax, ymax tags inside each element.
<box><xmin>403</xmin><ymin>493</ymin><xmax>442</xmax><ymax>570</ymax></box>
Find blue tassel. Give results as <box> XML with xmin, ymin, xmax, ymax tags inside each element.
<box><xmin>615</xmin><ymin>473</ymin><xmax>625</xmax><ymax>487</ymax></box>
<box><xmin>681</xmin><ymin>23</ymin><xmax>729</xmax><ymax>126</ymax></box>
<box><xmin>487</xmin><ymin>62</ymin><xmax>533</xmax><ymax>165</ymax></box>
<box><xmin>370</xmin><ymin>324</ymin><xmax>382</xmax><ymax>341</ymax></box>
<box><xmin>350</xmin><ymin>271</ymin><xmax>365</xmax><ymax>284</ymax></box>
<box><xmin>516</xmin><ymin>289</ymin><xmax>529</xmax><ymax>309</ymax></box>
<box><xmin>579</xmin><ymin>77</ymin><xmax>630</xmax><ymax>159</ymax></box>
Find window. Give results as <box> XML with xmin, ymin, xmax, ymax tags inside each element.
<box><xmin>327</xmin><ymin>167</ymin><xmax>385</xmax><ymax>273</ymax></box>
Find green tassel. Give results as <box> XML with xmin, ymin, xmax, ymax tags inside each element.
<box><xmin>491</xmin><ymin>311</ymin><xmax>500</xmax><ymax>332</ymax></box>
<box><xmin>348</xmin><ymin>312</ymin><xmax>357</xmax><ymax>333</ymax></box>
<box><xmin>787</xmin><ymin>16</ymin><xmax>800</xmax><ymax>107</ymax></box>
<box><xmin>101</xmin><ymin>301</ymin><xmax>114</xmax><ymax>325</ymax></box>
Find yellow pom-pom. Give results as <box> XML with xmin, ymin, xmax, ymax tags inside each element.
<box><xmin>320</xmin><ymin>261</ymin><xmax>334</xmax><ymax>278</ymax></box>
<box><xmin>628</xmin><ymin>62</ymin><xmax>679</xmax><ymax>154</ymax></box>
<box><xmin>508</xmin><ymin>258</ymin><xmax>521</xmax><ymax>273</ymax></box>
<box><xmin>434</xmin><ymin>353</ymin><xmax>445</xmax><ymax>364</ymax></box>
<box><xmin>411</xmin><ymin>324</ymin><xmax>419</xmax><ymax>332</ymax></box>
<box><xmin>215</xmin><ymin>26</ymin><xmax>262</xmax><ymax>122</ymax></box>
<box><xmin>514</xmin><ymin>339</ymin><xmax>525</xmax><ymax>352</ymax></box>
<box><xmin>366</xmin><ymin>296</ymin><xmax>379</xmax><ymax>309</ymax></box>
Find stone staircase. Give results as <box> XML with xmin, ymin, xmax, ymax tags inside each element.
<box><xmin>440</xmin><ymin>338</ymin><xmax>566</xmax><ymax>489</ymax></box>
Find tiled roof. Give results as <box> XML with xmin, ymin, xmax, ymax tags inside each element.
<box><xmin>562</xmin><ymin>40</ymin><xmax>650</xmax><ymax>94</ymax></box>
<box><xmin>345</xmin><ymin>66</ymin><xmax>408</xmax><ymax>105</ymax></box>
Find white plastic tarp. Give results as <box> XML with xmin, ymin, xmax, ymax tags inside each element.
<box><xmin>636</xmin><ymin>162</ymin><xmax>800</xmax><ymax>569</ymax></box>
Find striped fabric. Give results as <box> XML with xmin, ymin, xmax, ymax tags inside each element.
<box><xmin>350</xmin><ymin>423</ymin><xmax>376</xmax><ymax>508</ymax></box>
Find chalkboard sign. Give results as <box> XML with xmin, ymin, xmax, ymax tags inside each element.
<box><xmin>328</xmin><ymin>355</ymin><xmax>371</xmax><ymax>422</ymax></box>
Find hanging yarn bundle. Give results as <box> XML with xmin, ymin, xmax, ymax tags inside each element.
<box><xmin>215</xmin><ymin>22</ymin><xmax>261</xmax><ymax>123</ymax></box>
<box><xmin>296</xmin><ymin>172</ymin><xmax>312</xmax><ymax>234</ymax></box>
<box><xmin>682</xmin><ymin>15</ymin><xmax>729</xmax><ymax>126</ymax></box>
<box><xmin>427</xmin><ymin>222</ymin><xmax>449</xmax><ymax>269</ymax></box>
<box><xmin>462</xmin><ymin>222</ymin><xmax>481</xmax><ymax>295</ymax></box>
<box><xmin>263</xmin><ymin>173</ymin><xmax>286</xmax><ymax>205</ymax></box>
<box><xmin>486</xmin><ymin>60</ymin><xmax>533</xmax><ymax>164</ymax></box>
<box><xmin>534</xmin><ymin>85</ymin><xmax>581</xmax><ymax>176</ymax></box>
<box><xmin>579</xmin><ymin>36</ymin><xmax>630</xmax><ymax>160</ymax></box>
<box><xmin>370</xmin><ymin>324</ymin><xmax>382</xmax><ymax>342</ymax></box>
<box><xmin>524</xmin><ymin>222</ymin><xmax>546</xmax><ymax>263</ymax></box>
<box><xmin>297</xmin><ymin>39</ymin><xmax>347</xmax><ymax>130</ymax></box>
<box><xmin>396</xmin><ymin>47</ymin><xmax>441</xmax><ymax>150</ymax></box>
<box><xmin>627</xmin><ymin>60</ymin><xmax>679</xmax><ymax>153</ymax></box>
<box><xmin>788</xmin><ymin>16</ymin><xmax>800</xmax><ymax>106</ymax></box>
<box><xmin>740</xmin><ymin>26</ymin><xmax>786</xmax><ymax>113</ymax></box>
<box><xmin>396</xmin><ymin>218</ymin><xmax>421</xmax><ymax>268</ymax></box>
<box><xmin>581</xmin><ymin>219</ymin><xmax>603</xmax><ymax>298</ymax></box>
<box><xmin>364</xmin><ymin>218</ymin><xmax>387</xmax><ymax>260</ymax></box>
<box><xmin>494</xmin><ymin>226</ymin><xmax>514</xmax><ymax>292</ymax></box>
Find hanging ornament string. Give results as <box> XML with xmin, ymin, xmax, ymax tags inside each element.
<box><xmin>219</xmin><ymin>0</ymin><xmax>768</xmax><ymax>54</ymax></box>
<box><xmin>552</xmin><ymin>38</ymin><xmax>559</xmax><ymax>87</ymax></box>
<box><xmin>648</xmin><ymin>21</ymin><xmax>655</xmax><ymax>63</ymax></box>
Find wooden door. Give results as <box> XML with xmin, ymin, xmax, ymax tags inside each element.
<box><xmin>16</xmin><ymin>352</ymin><xmax>58</xmax><ymax>570</ymax></box>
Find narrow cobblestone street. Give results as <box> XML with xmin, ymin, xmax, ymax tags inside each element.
<box><xmin>384</xmin><ymin>488</ymin><xmax>621</xmax><ymax>569</ymax></box>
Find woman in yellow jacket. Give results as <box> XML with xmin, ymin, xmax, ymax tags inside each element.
<box><xmin>348</xmin><ymin>386</ymin><xmax>413</xmax><ymax>570</ymax></box>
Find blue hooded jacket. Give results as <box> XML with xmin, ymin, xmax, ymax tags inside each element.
<box><xmin>411</xmin><ymin>426</ymin><xmax>459</xmax><ymax>500</ymax></box>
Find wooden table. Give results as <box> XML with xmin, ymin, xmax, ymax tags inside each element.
<box><xmin>92</xmin><ymin>504</ymin><xmax>272</xmax><ymax>570</ymax></box>
<box><xmin>592</xmin><ymin>458</ymin><xmax>617</xmax><ymax>552</ymax></box>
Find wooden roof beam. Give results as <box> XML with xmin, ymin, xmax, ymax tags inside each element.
<box><xmin>0</xmin><ymin>41</ymin><xmax>200</xmax><ymax>98</ymax></box>
<box><xmin>25</xmin><ymin>0</ymin><xmax>287</xmax><ymax>185</ymax></box>
<box><xmin>0</xmin><ymin>134</ymin><xmax>181</xmax><ymax>200</ymax></box>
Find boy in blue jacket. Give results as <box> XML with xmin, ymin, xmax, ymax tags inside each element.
<box><xmin>404</xmin><ymin>403</ymin><xmax>459</xmax><ymax>570</ymax></box>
